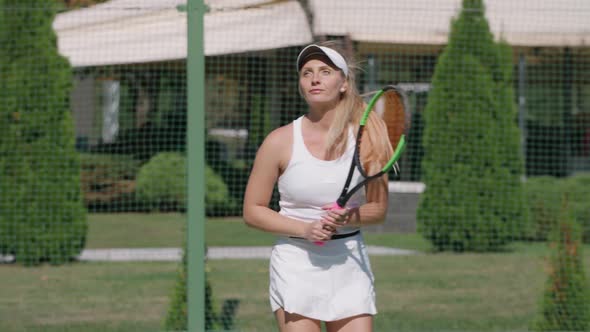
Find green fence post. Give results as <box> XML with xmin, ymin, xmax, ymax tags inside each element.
<box><xmin>187</xmin><ymin>0</ymin><xmax>205</xmax><ymax>331</ymax></box>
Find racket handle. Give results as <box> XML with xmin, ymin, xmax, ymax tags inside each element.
<box><xmin>314</xmin><ymin>202</ymin><xmax>343</xmax><ymax>246</ymax></box>
<box><xmin>327</xmin><ymin>202</ymin><xmax>342</xmax><ymax>210</ymax></box>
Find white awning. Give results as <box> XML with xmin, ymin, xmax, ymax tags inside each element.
<box><xmin>54</xmin><ymin>0</ymin><xmax>590</xmax><ymax>68</ymax></box>
<box><xmin>53</xmin><ymin>0</ymin><xmax>312</xmax><ymax>67</ymax></box>
<box><xmin>309</xmin><ymin>0</ymin><xmax>590</xmax><ymax>47</ymax></box>
<box><xmin>205</xmin><ymin>0</ymin><xmax>313</xmax><ymax>57</ymax></box>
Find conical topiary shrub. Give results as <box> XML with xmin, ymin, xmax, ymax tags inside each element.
<box><xmin>532</xmin><ymin>196</ymin><xmax>590</xmax><ymax>331</ymax></box>
<box><xmin>0</xmin><ymin>0</ymin><xmax>86</xmax><ymax>265</ymax></box>
<box><xmin>417</xmin><ymin>0</ymin><xmax>526</xmax><ymax>251</ymax></box>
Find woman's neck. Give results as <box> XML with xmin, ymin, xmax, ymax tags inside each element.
<box><xmin>306</xmin><ymin>105</ymin><xmax>338</xmax><ymax>131</ymax></box>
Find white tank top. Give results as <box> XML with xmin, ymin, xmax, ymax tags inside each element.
<box><xmin>278</xmin><ymin>116</ymin><xmax>365</xmax><ymax>234</ymax></box>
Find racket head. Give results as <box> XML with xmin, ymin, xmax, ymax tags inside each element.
<box><xmin>334</xmin><ymin>85</ymin><xmax>410</xmax><ymax>208</ymax></box>
<box><xmin>359</xmin><ymin>85</ymin><xmax>410</xmax><ymax>177</ymax></box>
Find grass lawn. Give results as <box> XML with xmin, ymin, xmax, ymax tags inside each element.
<box><xmin>208</xmin><ymin>254</ymin><xmax>549</xmax><ymax>332</ymax></box>
<box><xmin>86</xmin><ymin>213</ymin><xmax>432</xmax><ymax>251</ymax></box>
<box><xmin>86</xmin><ymin>213</ymin><xmax>186</xmax><ymax>249</ymax></box>
<box><xmin>0</xmin><ymin>261</ymin><xmax>178</xmax><ymax>332</ymax></box>
<box><xmin>1</xmin><ymin>253</ymin><xmax>554</xmax><ymax>332</ymax></box>
<box><xmin>1</xmin><ymin>213</ymin><xmax>581</xmax><ymax>331</ymax></box>
<box><xmin>86</xmin><ymin>213</ymin><xmax>551</xmax><ymax>255</ymax></box>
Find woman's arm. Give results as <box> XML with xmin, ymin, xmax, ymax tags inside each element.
<box><xmin>242</xmin><ymin>127</ymin><xmax>336</xmax><ymax>240</ymax></box>
<box><xmin>352</xmin><ymin>173</ymin><xmax>389</xmax><ymax>225</ymax></box>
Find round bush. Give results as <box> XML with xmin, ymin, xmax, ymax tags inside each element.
<box><xmin>136</xmin><ymin>152</ymin><xmax>187</xmax><ymax>211</ymax></box>
<box><xmin>136</xmin><ymin>152</ymin><xmax>230</xmax><ymax>214</ymax></box>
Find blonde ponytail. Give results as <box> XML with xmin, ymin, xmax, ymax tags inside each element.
<box><xmin>322</xmin><ymin>43</ymin><xmax>393</xmax><ymax>171</ymax></box>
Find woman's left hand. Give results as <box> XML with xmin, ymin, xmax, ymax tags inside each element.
<box><xmin>321</xmin><ymin>204</ymin><xmax>351</xmax><ymax>225</ymax></box>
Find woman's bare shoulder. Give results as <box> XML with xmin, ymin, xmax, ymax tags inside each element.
<box><xmin>254</xmin><ymin>122</ymin><xmax>293</xmax><ymax>170</ymax></box>
<box><xmin>261</xmin><ymin>122</ymin><xmax>293</xmax><ymax>150</ymax></box>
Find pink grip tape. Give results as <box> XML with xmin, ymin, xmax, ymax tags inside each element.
<box><xmin>314</xmin><ymin>202</ymin><xmax>342</xmax><ymax>246</ymax></box>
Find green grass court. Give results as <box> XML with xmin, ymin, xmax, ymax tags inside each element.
<box><xmin>0</xmin><ymin>213</ymin><xmax>574</xmax><ymax>332</ymax></box>
<box><xmin>85</xmin><ymin>213</ymin><xmax>433</xmax><ymax>251</ymax></box>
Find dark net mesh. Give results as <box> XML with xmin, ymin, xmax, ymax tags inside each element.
<box><xmin>1</xmin><ymin>0</ymin><xmax>589</xmax><ymax>331</ymax></box>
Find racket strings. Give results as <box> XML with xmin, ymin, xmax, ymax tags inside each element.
<box><xmin>381</xmin><ymin>90</ymin><xmax>407</xmax><ymax>150</ymax></box>
<box><xmin>362</xmin><ymin>88</ymin><xmax>407</xmax><ymax>176</ymax></box>
<box><xmin>382</xmin><ymin>89</ymin><xmax>408</xmax><ymax>177</ymax></box>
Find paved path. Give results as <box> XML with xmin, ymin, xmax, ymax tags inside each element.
<box><xmin>77</xmin><ymin>246</ymin><xmax>418</xmax><ymax>262</ymax></box>
<box><xmin>1</xmin><ymin>246</ymin><xmax>418</xmax><ymax>263</ymax></box>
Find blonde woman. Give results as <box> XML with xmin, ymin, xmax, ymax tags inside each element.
<box><xmin>243</xmin><ymin>42</ymin><xmax>391</xmax><ymax>332</ymax></box>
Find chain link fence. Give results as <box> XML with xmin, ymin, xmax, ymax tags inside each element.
<box><xmin>1</xmin><ymin>0</ymin><xmax>590</xmax><ymax>331</ymax></box>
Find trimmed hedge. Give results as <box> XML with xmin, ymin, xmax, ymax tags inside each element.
<box><xmin>136</xmin><ymin>152</ymin><xmax>187</xmax><ymax>211</ymax></box>
<box><xmin>136</xmin><ymin>152</ymin><xmax>231</xmax><ymax>215</ymax></box>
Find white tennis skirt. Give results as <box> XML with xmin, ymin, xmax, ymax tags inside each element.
<box><xmin>269</xmin><ymin>233</ymin><xmax>377</xmax><ymax>321</ymax></box>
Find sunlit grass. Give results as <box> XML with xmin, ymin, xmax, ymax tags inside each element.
<box><xmin>0</xmin><ymin>262</ymin><xmax>177</xmax><ymax>332</ymax></box>
<box><xmin>2</xmin><ymin>213</ymin><xmax>578</xmax><ymax>331</ymax></box>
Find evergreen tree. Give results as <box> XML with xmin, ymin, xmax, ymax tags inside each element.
<box><xmin>532</xmin><ymin>196</ymin><xmax>590</xmax><ymax>331</ymax></box>
<box><xmin>0</xmin><ymin>0</ymin><xmax>86</xmax><ymax>264</ymax></box>
<box><xmin>494</xmin><ymin>40</ymin><xmax>529</xmax><ymax>238</ymax></box>
<box><xmin>164</xmin><ymin>245</ymin><xmax>239</xmax><ymax>331</ymax></box>
<box><xmin>417</xmin><ymin>0</ymin><xmax>526</xmax><ymax>251</ymax></box>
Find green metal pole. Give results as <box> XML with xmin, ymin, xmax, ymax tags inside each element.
<box><xmin>186</xmin><ymin>0</ymin><xmax>205</xmax><ymax>331</ymax></box>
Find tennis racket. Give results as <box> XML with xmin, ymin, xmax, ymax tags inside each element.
<box><xmin>316</xmin><ymin>85</ymin><xmax>409</xmax><ymax>244</ymax></box>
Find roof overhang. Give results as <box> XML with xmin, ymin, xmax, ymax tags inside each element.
<box><xmin>53</xmin><ymin>0</ymin><xmax>313</xmax><ymax>67</ymax></box>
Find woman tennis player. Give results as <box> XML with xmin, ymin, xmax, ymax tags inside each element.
<box><xmin>243</xmin><ymin>42</ymin><xmax>392</xmax><ymax>332</ymax></box>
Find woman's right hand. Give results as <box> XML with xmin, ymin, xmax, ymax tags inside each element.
<box><xmin>302</xmin><ymin>220</ymin><xmax>338</xmax><ymax>242</ymax></box>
